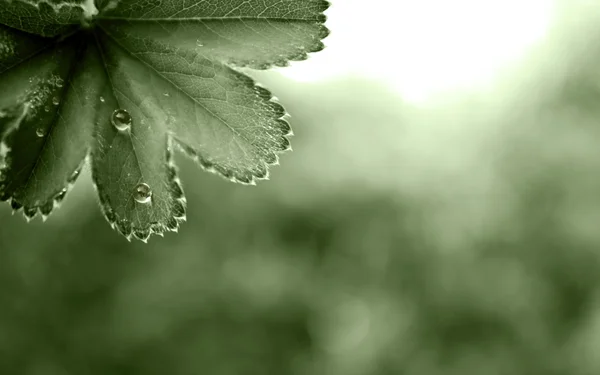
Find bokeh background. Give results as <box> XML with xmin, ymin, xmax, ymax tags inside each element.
<box><xmin>2</xmin><ymin>0</ymin><xmax>600</xmax><ymax>373</ymax></box>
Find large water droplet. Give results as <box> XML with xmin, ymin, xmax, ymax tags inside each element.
<box><xmin>35</xmin><ymin>128</ymin><xmax>44</xmax><ymax>137</ymax></box>
<box><xmin>111</xmin><ymin>109</ymin><xmax>132</xmax><ymax>131</ymax></box>
<box><xmin>134</xmin><ymin>183</ymin><xmax>152</xmax><ymax>204</ymax></box>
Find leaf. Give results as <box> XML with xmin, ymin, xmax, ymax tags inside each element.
<box><xmin>98</xmin><ymin>0</ymin><xmax>330</xmax><ymax>69</ymax></box>
<box><xmin>0</xmin><ymin>0</ymin><xmax>330</xmax><ymax>241</ymax></box>
<box><xmin>0</xmin><ymin>30</ymin><xmax>99</xmax><ymax>219</ymax></box>
<box><xmin>0</xmin><ymin>0</ymin><xmax>90</xmax><ymax>37</ymax></box>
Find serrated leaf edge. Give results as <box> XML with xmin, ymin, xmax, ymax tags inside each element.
<box><xmin>9</xmin><ymin>159</ymin><xmax>84</xmax><ymax>222</ymax></box>
<box><xmin>91</xmin><ymin>137</ymin><xmax>187</xmax><ymax>242</ymax></box>
<box><xmin>0</xmin><ymin>103</ymin><xmax>86</xmax><ymax>222</ymax></box>
<box><xmin>175</xmin><ymin>80</ymin><xmax>293</xmax><ymax>186</ymax></box>
<box><xmin>225</xmin><ymin>3</ymin><xmax>331</xmax><ymax>71</ymax></box>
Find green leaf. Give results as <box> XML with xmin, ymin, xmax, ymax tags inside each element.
<box><xmin>98</xmin><ymin>0</ymin><xmax>330</xmax><ymax>69</ymax></box>
<box><xmin>0</xmin><ymin>0</ymin><xmax>90</xmax><ymax>37</ymax></box>
<box><xmin>91</xmin><ymin>36</ymin><xmax>187</xmax><ymax>241</ymax></box>
<box><xmin>0</xmin><ymin>0</ymin><xmax>329</xmax><ymax>241</ymax></box>
<box><xmin>0</xmin><ymin>31</ymin><xmax>99</xmax><ymax>219</ymax></box>
<box><xmin>0</xmin><ymin>24</ymin><xmax>48</xmax><ymax>137</ymax></box>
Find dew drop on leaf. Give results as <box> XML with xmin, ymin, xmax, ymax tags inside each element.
<box><xmin>111</xmin><ymin>109</ymin><xmax>132</xmax><ymax>131</ymax></box>
<box><xmin>134</xmin><ymin>183</ymin><xmax>152</xmax><ymax>204</ymax></box>
<box><xmin>52</xmin><ymin>96</ymin><xmax>59</xmax><ymax>106</ymax></box>
<box><xmin>44</xmin><ymin>105</ymin><xmax>50</xmax><ymax>112</ymax></box>
<box><xmin>70</xmin><ymin>169</ymin><xmax>80</xmax><ymax>180</ymax></box>
<box><xmin>35</xmin><ymin>128</ymin><xmax>44</xmax><ymax>137</ymax></box>
<box><xmin>196</xmin><ymin>40</ymin><xmax>203</xmax><ymax>47</ymax></box>
<box><xmin>99</xmin><ymin>96</ymin><xmax>105</xmax><ymax>103</ymax></box>
<box><xmin>56</xmin><ymin>188</ymin><xmax>67</xmax><ymax>202</ymax></box>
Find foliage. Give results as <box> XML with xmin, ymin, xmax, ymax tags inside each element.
<box><xmin>0</xmin><ymin>0</ymin><xmax>329</xmax><ymax>241</ymax></box>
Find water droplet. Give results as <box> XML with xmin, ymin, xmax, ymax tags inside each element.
<box><xmin>163</xmin><ymin>92</ymin><xmax>170</xmax><ymax>97</ymax></box>
<box><xmin>196</xmin><ymin>40</ymin><xmax>204</xmax><ymax>47</ymax></box>
<box><xmin>52</xmin><ymin>96</ymin><xmax>59</xmax><ymax>106</ymax></box>
<box><xmin>56</xmin><ymin>188</ymin><xmax>67</xmax><ymax>201</ymax></box>
<box><xmin>44</xmin><ymin>105</ymin><xmax>50</xmax><ymax>112</ymax></box>
<box><xmin>56</xmin><ymin>78</ymin><xmax>64</xmax><ymax>88</ymax></box>
<box><xmin>111</xmin><ymin>109</ymin><xmax>132</xmax><ymax>131</ymax></box>
<box><xmin>99</xmin><ymin>96</ymin><xmax>105</xmax><ymax>103</ymax></box>
<box><xmin>68</xmin><ymin>169</ymin><xmax>80</xmax><ymax>183</ymax></box>
<box><xmin>134</xmin><ymin>183</ymin><xmax>152</xmax><ymax>204</ymax></box>
<box><xmin>35</xmin><ymin>128</ymin><xmax>44</xmax><ymax>137</ymax></box>
<box><xmin>28</xmin><ymin>77</ymin><xmax>33</xmax><ymax>83</ymax></box>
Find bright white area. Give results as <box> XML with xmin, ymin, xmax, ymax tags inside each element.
<box><xmin>279</xmin><ymin>0</ymin><xmax>557</xmax><ymax>103</ymax></box>
<box><xmin>82</xmin><ymin>0</ymin><xmax>99</xmax><ymax>18</ymax></box>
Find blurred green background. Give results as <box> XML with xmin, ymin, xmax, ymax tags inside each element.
<box><xmin>3</xmin><ymin>1</ymin><xmax>600</xmax><ymax>374</ymax></box>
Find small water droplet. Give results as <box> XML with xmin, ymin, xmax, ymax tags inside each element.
<box><xmin>163</xmin><ymin>92</ymin><xmax>170</xmax><ymax>97</ymax></box>
<box><xmin>44</xmin><ymin>105</ymin><xmax>50</xmax><ymax>112</ymax></box>
<box><xmin>28</xmin><ymin>77</ymin><xmax>33</xmax><ymax>83</ymax></box>
<box><xmin>68</xmin><ymin>169</ymin><xmax>80</xmax><ymax>182</ymax></box>
<box><xmin>56</xmin><ymin>188</ymin><xmax>67</xmax><ymax>201</ymax></box>
<box><xmin>134</xmin><ymin>183</ymin><xmax>152</xmax><ymax>204</ymax></box>
<box><xmin>111</xmin><ymin>109</ymin><xmax>132</xmax><ymax>131</ymax></box>
<box><xmin>99</xmin><ymin>96</ymin><xmax>105</xmax><ymax>103</ymax></box>
<box><xmin>196</xmin><ymin>40</ymin><xmax>204</xmax><ymax>47</ymax></box>
<box><xmin>36</xmin><ymin>128</ymin><xmax>44</xmax><ymax>137</ymax></box>
<box><xmin>52</xmin><ymin>96</ymin><xmax>59</xmax><ymax>106</ymax></box>
<box><xmin>56</xmin><ymin>78</ymin><xmax>64</xmax><ymax>88</ymax></box>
